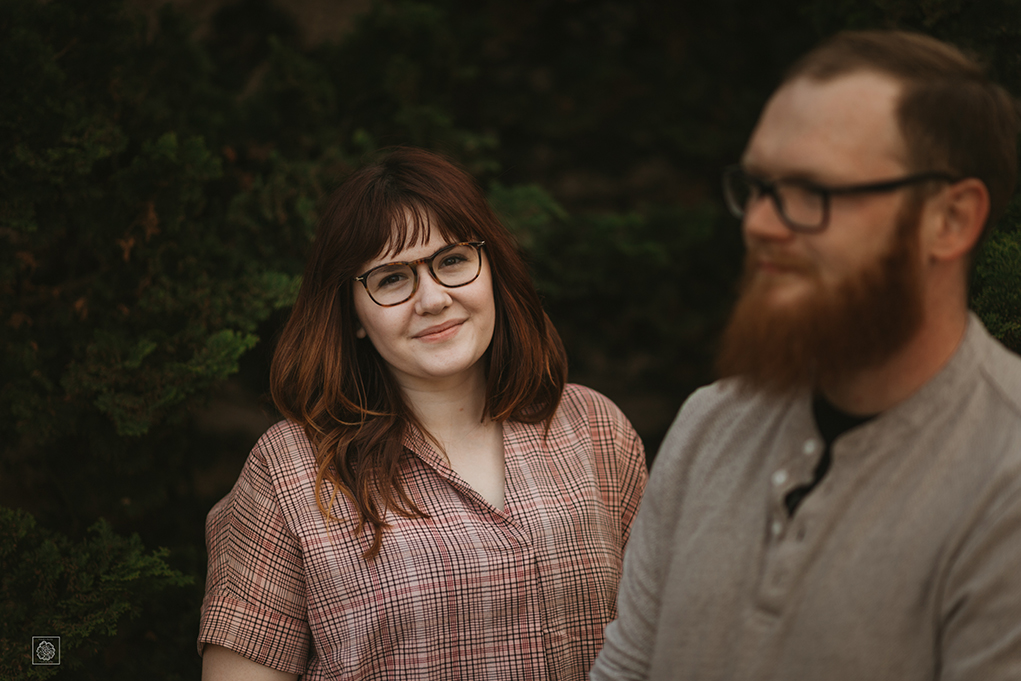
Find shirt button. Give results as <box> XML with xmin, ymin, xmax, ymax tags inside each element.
<box><xmin>771</xmin><ymin>520</ymin><xmax>783</xmax><ymax>537</ymax></box>
<box><xmin>803</xmin><ymin>439</ymin><xmax>817</xmax><ymax>456</ymax></box>
<box><xmin>772</xmin><ymin>469</ymin><xmax>788</xmax><ymax>486</ymax></box>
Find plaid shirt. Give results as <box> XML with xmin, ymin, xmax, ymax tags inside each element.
<box><xmin>198</xmin><ymin>384</ymin><xmax>647</xmax><ymax>679</ymax></box>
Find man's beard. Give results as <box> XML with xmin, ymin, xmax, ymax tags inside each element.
<box><xmin>715</xmin><ymin>203</ymin><xmax>925</xmax><ymax>393</ymax></box>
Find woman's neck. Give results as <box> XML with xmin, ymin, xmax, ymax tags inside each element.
<box><xmin>399</xmin><ymin>364</ymin><xmax>506</xmax><ymax>510</ymax></box>
<box><xmin>398</xmin><ymin>364</ymin><xmax>490</xmax><ymax>440</ymax></box>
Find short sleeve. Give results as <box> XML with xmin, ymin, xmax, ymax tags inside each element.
<box><xmin>563</xmin><ymin>384</ymin><xmax>649</xmax><ymax>548</ymax></box>
<box><xmin>602</xmin><ymin>395</ymin><xmax>648</xmax><ymax>549</ymax></box>
<box><xmin>198</xmin><ymin>440</ymin><xmax>311</xmax><ymax>675</ymax></box>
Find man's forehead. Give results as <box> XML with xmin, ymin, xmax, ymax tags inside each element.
<box><xmin>743</xmin><ymin>70</ymin><xmax>910</xmax><ymax>182</ymax></box>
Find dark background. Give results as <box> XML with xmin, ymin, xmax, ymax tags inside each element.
<box><xmin>3</xmin><ymin>0</ymin><xmax>1021</xmax><ymax>677</ymax></box>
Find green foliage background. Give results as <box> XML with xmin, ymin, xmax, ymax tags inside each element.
<box><xmin>1</xmin><ymin>0</ymin><xmax>1019</xmax><ymax>676</ymax></box>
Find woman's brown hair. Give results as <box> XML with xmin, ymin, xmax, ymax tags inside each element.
<box><xmin>270</xmin><ymin>147</ymin><xmax>567</xmax><ymax>559</ymax></box>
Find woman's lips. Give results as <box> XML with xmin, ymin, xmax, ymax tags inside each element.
<box><xmin>413</xmin><ymin>319</ymin><xmax>464</xmax><ymax>341</ymax></box>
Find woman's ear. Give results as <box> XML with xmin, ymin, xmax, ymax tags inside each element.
<box><xmin>352</xmin><ymin>310</ymin><xmax>368</xmax><ymax>339</ymax></box>
<box><xmin>925</xmin><ymin>177</ymin><xmax>989</xmax><ymax>263</ymax></box>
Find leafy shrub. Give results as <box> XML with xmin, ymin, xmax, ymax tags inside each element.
<box><xmin>1</xmin><ymin>0</ymin><xmax>1019</xmax><ymax>677</ymax></box>
<box><xmin>0</xmin><ymin>507</ymin><xmax>190</xmax><ymax>679</ymax></box>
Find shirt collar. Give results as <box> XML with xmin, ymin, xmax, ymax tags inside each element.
<box><xmin>874</xmin><ymin>311</ymin><xmax>988</xmax><ymax>431</ymax></box>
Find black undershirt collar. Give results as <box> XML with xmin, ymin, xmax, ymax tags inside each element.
<box><xmin>784</xmin><ymin>394</ymin><xmax>876</xmax><ymax>516</ymax></box>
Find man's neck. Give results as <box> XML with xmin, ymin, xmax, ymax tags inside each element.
<box><xmin>819</xmin><ymin>303</ymin><xmax>969</xmax><ymax>416</ymax></box>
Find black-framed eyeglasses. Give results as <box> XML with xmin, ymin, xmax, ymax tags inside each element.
<box><xmin>354</xmin><ymin>241</ymin><xmax>486</xmax><ymax>307</ymax></box>
<box><xmin>722</xmin><ymin>165</ymin><xmax>962</xmax><ymax>233</ymax></box>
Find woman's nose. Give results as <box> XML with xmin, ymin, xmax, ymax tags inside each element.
<box><xmin>413</xmin><ymin>264</ymin><xmax>452</xmax><ymax>314</ymax></box>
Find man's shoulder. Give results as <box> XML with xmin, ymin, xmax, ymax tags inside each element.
<box><xmin>681</xmin><ymin>376</ymin><xmax>750</xmax><ymax>409</ymax></box>
<box><xmin>675</xmin><ymin>376</ymin><xmax>790</xmax><ymax>427</ymax></box>
<box><xmin>926</xmin><ymin>321</ymin><xmax>1021</xmax><ymax>490</ymax></box>
<box><xmin>653</xmin><ymin>377</ymin><xmax>799</xmax><ymax>472</ymax></box>
<box><xmin>975</xmin><ymin>328</ymin><xmax>1021</xmax><ymax>420</ymax></box>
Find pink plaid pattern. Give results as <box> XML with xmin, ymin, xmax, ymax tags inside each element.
<box><xmin>198</xmin><ymin>384</ymin><xmax>647</xmax><ymax>679</ymax></box>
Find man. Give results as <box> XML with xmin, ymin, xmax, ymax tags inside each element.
<box><xmin>591</xmin><ymin>30</ymin><xmax>1021</xmax><ymax>681</ymax></box>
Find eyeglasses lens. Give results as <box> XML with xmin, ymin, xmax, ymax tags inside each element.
<box><xmin>366</xmin><ymin>243</ymin><xmax>482</xmax><ymax>306</ymax></box>
<box><xmin>724</xmin><ymin>170</ymin><xmax>826</xmax><ymax>232</ymax></box>
<box><xmin>723</xmin><ymin>169</ymin><xmax>753</xmax><ymax>219</ymax></box>
<box><xmin>776</xmin><ymin>183</ymin><xmax>825</xmax><ymax>230</ymax></box>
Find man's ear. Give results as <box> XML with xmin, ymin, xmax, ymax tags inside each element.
<box><xmin>925</xmin><ymin>178</ymin><xmax>989</xmax><ymax>263</ymax></box>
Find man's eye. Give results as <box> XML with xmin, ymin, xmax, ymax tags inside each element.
<box><xmin>780</xmin><ymin>183</ymin><xmax>825</xmax><ymax>205</ymax></box>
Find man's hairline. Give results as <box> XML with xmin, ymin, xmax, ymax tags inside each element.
<box><xmin>781</xmin><ymin>67</ymin><xmax>923</xmax><ymax>167</ymax></box>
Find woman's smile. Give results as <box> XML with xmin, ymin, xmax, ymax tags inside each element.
<box><xmin>413</xmin><ymin>318</ymin><xmax>465</xmax><ymax>341</ymax></box>
<box><xmin>354</xmin><ymin>228</ymin><xmax>496</xmax><ymax>390</ymax></box>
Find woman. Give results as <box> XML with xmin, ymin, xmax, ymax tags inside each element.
<box><xmin>198</xmin><ymin>147</ymin><xmax>647</xmax><ymax>680</ymax></box>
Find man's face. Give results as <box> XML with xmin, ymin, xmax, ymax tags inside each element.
<box><xmin>716</xmin><ymin>71</ymin><xmax>927</xmax><ymax>393</ymax></box>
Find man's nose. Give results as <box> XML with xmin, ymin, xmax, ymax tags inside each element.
<box><xmin>743</xmin><ymin>194</ymin><xmax>796</xmax><ymax>243</ymax></box>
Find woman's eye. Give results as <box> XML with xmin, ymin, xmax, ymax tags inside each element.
<box><xmin>375</xmin><ymin>271</ymin><xmax>408</xmax><ymax>289</ymax></box>
<box><xmin>437</xmin><ymin>254</ymin><xmax>468</xmax><ymax>269</ymax></box>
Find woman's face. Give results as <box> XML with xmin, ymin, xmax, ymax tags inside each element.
<box><xmin>353</xmin><ymin>228</ymin><xmax>496</xmax><ymax>393</ymax></box>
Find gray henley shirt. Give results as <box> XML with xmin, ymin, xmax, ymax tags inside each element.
<box><xmin>592</xmin><ymin>314</ymin><xmax>1021</xmax><ymax>680</ymax></box>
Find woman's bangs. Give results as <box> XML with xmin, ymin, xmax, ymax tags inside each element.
<box><xmin>378</xmin><ymin>202</ymin><xmax>476</xmax><ymax>259</ymax></box>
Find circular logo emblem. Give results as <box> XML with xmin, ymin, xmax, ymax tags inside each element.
<box><xmin>36</xmin><ymin>640</ymin><xmax>56</xmax><ymax>662</ymax></box>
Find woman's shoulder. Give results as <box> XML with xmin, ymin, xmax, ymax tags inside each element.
<box><xmin>545</xmin><ymin>384</ymin><xmax>640</xmax><ymax>445</ymax></box>
<box><xmin>224</xmin><ymin>420</ymin><xmax>333</xmax><ymax>535</ymax></box>
<box><xmin>558</xmin><ymin>383</ymin><xmax>629</xmax><ymax>423</ymax></box>
<box><xmin>540</xmin><ymin>384</ymin><xmax>647</xmax><ymax>481</ymax></box>
<box><xmin>256</xmin><ymin>419</ymin><xmax>313</xmax><ymax>450</ymax></box>
<box><xmin>247</xmin><ymin>420</ymin><xmax>319</xmax><ymax>486</ymax></box>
